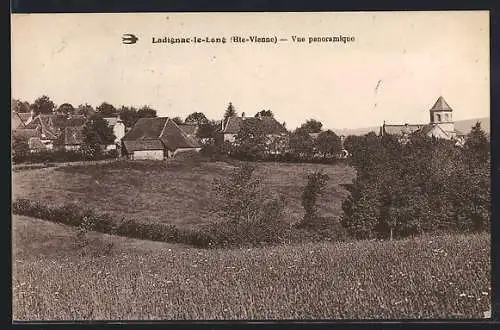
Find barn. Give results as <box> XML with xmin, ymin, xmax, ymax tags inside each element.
<box><xmin>122</xmin><ymin>117</ymin><xmax>201</xmax><ymax>160</ymax></box>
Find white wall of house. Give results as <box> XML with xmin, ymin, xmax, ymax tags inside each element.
<box><xmin>132</xmin><ymin>149</ymin><xmax>164</xmax><ymax>160</ymax></box>
<box><xmin>65</xmin><ymin>145</ymin><xmax>80</xmax><ymax>151</ymax></box>
<box><xmin>113</xmin><ymin>122</ymin><xmax>126</xmax><ymax>143</ymax></box>
<box><xmin>41</xmin><ymin>140</ymin><xmax>54</xmax><ymax>150</ymax></box>
<box><xmin>223</xmin><ymin>134</ymin><xmax>237</xmax><ymax>143</ymax></box>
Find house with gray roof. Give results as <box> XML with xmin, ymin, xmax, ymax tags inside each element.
<box><xmin>22</xmin><ymin>114</ymin><xmax>88</xmax><ymax>151</ymax></box>
<box><xmin>220</xmin><ymin>115</ymin><xmax>287</xmax><ymax>143</ymax></box>
<box><xmin>122</xmin><ymin>117</ymin><xmax>202</xmax><ymax>160</ymax></box>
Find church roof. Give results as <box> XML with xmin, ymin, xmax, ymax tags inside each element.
<box><xmin>381</xmin><ymin>124</ymin><xmax>426</xmax><ymax>136</ymax></box>
<box><xmin>430</xmin><ymin>96</ymin><xmax>453</xmax><ymax>112</ymax></box>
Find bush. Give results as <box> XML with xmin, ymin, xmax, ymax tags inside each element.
<box><xmin>207</xmin><ymin>163</ymin><xmax>289</xmax><ymax>247</ymax></box>
<box><xmin>299</xmin><ymin>170</ymin><xmax>330</xmax><ymax>228</ymax></box>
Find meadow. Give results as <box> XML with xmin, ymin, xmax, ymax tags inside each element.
<box><xmin>12</xmin><ymin>160</ymin><xmax>356</xmax><ymax>227</ymax></box>
<box><xmin>13</xmin><ymin>215</ymin><xmax>490</xmax><ymax>320</ymax></box>
<box><xmin>11</xmin><ymin>160</ymin><xmax>491</xmax><ymax>319</ymax></box>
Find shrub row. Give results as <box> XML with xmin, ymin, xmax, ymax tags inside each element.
<box><xmin>200</xmin><ymin>143</ymin><xmax>347</xmax><ymax>165</ymax></box>
<box><xmin>12</xmin><ymin>149</ymin><xmax>118</xmax><ymax>165</ymax></box>
<box><xmin>12</xmin><ymin>197</ymin><xmax>339</xmax><ymax>248</ymax></box>
<box><xmin>12</xmin><ymin>198</ymin><xmax>307</xmax><ymax>248</ymax></box>
<box><xmin>11</xmin><ymin>199</ymin><xmax>215</xmax><ymax>248</ymax></box>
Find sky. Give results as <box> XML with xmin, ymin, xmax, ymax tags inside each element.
<box><xmin>11</xmin><ymin>11</ymin><xmax>490</xmax><ymax>130</ymax></box>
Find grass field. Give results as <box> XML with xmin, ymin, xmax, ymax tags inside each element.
<box><xmin>11</xmin><ymin>160</ymin><xmax>491</xmax><ymax>319</ymax></box>
<box><xmin>12</xmin><ymin>160</ymin><xmax>356</xmax><ymax>227</ymax></box>
<box><xmin>13</xmin><ymin>215</ymin><xmax>490</xmax><ymax>320</ymax></box>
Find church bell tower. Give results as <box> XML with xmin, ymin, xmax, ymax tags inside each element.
<box><xmin>429</xmin><ymin>96</ymin><xmax>456</xmax><ymax>138</ymax></box>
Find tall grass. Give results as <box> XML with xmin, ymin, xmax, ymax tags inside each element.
<box><xmin>12</xmin><ymin>220</ymin><xmax>490</xmax><ymax>320</ymax></box>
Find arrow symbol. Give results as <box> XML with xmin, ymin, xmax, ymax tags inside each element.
<box><xmin>122</xmin><ymin>34</ymin><xmax>138</xmax><ymax>44</ymax></box>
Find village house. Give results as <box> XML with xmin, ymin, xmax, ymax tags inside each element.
<box><xmin>220</xmin><ymin>114</ymin><xmax>287</xmax><ymax>143</ymax></box>
<box><xmin>380</xmin><ymin>96</ymin><xmax>467</xmax><ymax>146</ymax></box>
<box><xmin>18</xmin><ymin>113</ymin><xmax>88</xmax><ymax>151</ymax></box>
<box><xmin>121</xmin><ymin>117</ymin><xmax>202</xmax><ymax>160</ymax></box>
<box><xmin>11</xmin><ymin>112</ymin><xmax>33</xmax><ymax>129</ymax></box>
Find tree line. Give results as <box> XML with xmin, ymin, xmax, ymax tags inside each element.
<box><xmin>341</xmin><ymin>123</ymin><xmax>490</xmax><ymax>239</ymax></box>
<box><xmin>13</xmin><ymin>97</ymin><xmax>346</xmax><ymax>163</ymax></box>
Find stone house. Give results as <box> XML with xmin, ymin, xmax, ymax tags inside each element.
<box><xmin>122</xmin><ymin>117</ymin><xmax>202</xmax><ymax>160</ymax></box>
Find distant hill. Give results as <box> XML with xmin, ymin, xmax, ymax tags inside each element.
<box><xmin>332</xmin><ymin>126</ymin><xmax>380</xmax><ymax>137</ymax></box>
<box><xmin>333</xmin><ymin>117</ymin><xmax>490</xmax><ymax>137</ymax></box>
<box><xmin>454</xmin><ymin>117</ymin><xmax>490</xmax><ymax>135</ymax></box>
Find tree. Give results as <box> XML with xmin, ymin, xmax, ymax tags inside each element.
<box><xmin>299</xmin><ymin>119</ymin><xmax>323</xmax><ymax>134</ymax></box>
<box><xmin>300</xmin><ymin>170</ymin><xmax>330</xmax><ymax>227</ymax></box>
<box><xmin>223</xmin><ymin>102</ymin><xmax>237</xmax><ymax>128</ymax></box>
<box><xmin>12</xmin><ymin>99</ymin><xmax>31</xmax><ymax>113</ymax></box>
<box><xmin>82</xmin><ymin>114</ymin><xmax>116</xmax><ymax>157</ymax></box>
<box><xmin>233</xmin><ymin>119</ymin><xmax>268</xmax><ymax>159</ymax></box>
<box><xmin>289</xmin><ymin>128</ymin><xmax>315</xmax><ymax>160</ymax></box>
<box><xmin>12</xmin><ymin>134</ymin><xmax>29</xmax><ymax>159</ymax></box>
<box><xmin>464</xmin><ymin>122</ymin><xmax>489</xmax><ymax>164</ymax></box>
<box><xmin>172</xmin><ymin>117</ymin><xmax>184</xmax><ymax>125</ymax></box>
<box><xmin>76</xmin><ymin>103</ymin><xmax>96</xmax><ymax>117</ymax></box>
<box><xmin>137</xmin><ymin>105</ymin><xmax>157</xmax><ymax>118</ymax></box>
<box><xmin>212</xmin><ymin>163</ymin><xmax>262</xmax><ymax>224</ymax></box>
<box><xmin>31</xmin><ymin>95</ymin><xmax>56</xmax><ymax>115</ymax></box>
<box><xmin>118</xmin><ymin>106</ymin><xmax>139</xmax><ymax>128</ymax></box>
<box><xmin>197</xmin><ymin>120</ymin><xmax>220</xmax><ymax>140</ymax></box>
<box><xmin>185</xmin><ymin>112</ymin><xmax>209</xmax><ymax>125</ymax></box>
<box><xmin>315</xmin><ymin>130</ymin><xmax>342</xmax><ymax>159</ymax></box>
<box><xmin>255</xmin><ymin>109</ymin><xmax>274</xmax><ymax>118</ymax></box>
<box><xmin>56</xmin><ymin>103</ymin><xmax>75</xmax><ymax>116</ymax></box>
<box><xmin>210</xmin><ymin>163</ymin><xmax>288</xmax><ymax>246</ymax></box>
<box><xmin>96</xmin><ymin>102</ymin><xmax>117</xmax><ymax>117</ymax></box>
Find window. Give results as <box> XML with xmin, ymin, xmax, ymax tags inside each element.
<box><xmin>436</xmin><ymin>114</ymin><xmax>441</xmax><ymax>122</ymax></box>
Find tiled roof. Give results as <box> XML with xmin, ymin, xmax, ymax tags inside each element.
<box><xmin>159</xmin><ymin>119</ymin><xmax>201</xmax><ymax>150</ymax></box>
<box><xmin>382</xmin><ymin>124</ymin><xmax>425</xmax><ymax>136</ymax></box>
<box><xmin>122</xmin><ymin>117</ymin><xmax>201</xmax><ymax>152</ymax></box>
<box><xmin>63</xmin><ymin>126</ymin><xmax>85</xmax><ymax>145</ymax></box>
<box><xmin>12</xmin><ymin>112</ymin><xmax>33</xmax><ymax>129</ymax></box>
<box><xmin>410</xmin><ymin>124</ymin><xmax>451</xmax><ymax>139</ymax></box>
<box><xmin>178</xmin><ymin>124</ymin><xmax>198</xmax><ymax>136</ymax></box>
<box><xmin>12</xmin><ymin>128</ymin><xmax>40</xmax><ymax>140</ymax></box>
<box><xmin>123</xmin><ymin>117</ymin><xmax>169</xmax><ymax>140</ymax></box>
<box><xmin>24</xmin><ymin>115</ymin><xmax>60</xmax><ymax>140</ymax></box>
<box><xmin>224</xmin><ymin>116</ymin><xmax>287</xmax><ymax>135</ymax></box>
<box><xmin>65</xmin><ymin>116</ymin><xmax>87</xmax><ymax>127</ymax></box>
<box><xmin>430</xmin><ymin>96</ymin><xmax>453</xmax><ymax>112</ymax></box>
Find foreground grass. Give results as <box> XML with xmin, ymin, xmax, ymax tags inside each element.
<box><xmin>12</xmin><ymin>160</ymin><xmax>355</xmax><ymax>228</ymax></box>
<box><xmin>13</xmin><ymin>215</ymin><xmax>491</xmax><ymax>320</ymax></box>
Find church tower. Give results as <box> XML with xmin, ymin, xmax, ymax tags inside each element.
<box><xmin>429</xmin><ymin>96</ymin><xmax>456</xmax><ymax>138</ymax></box>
